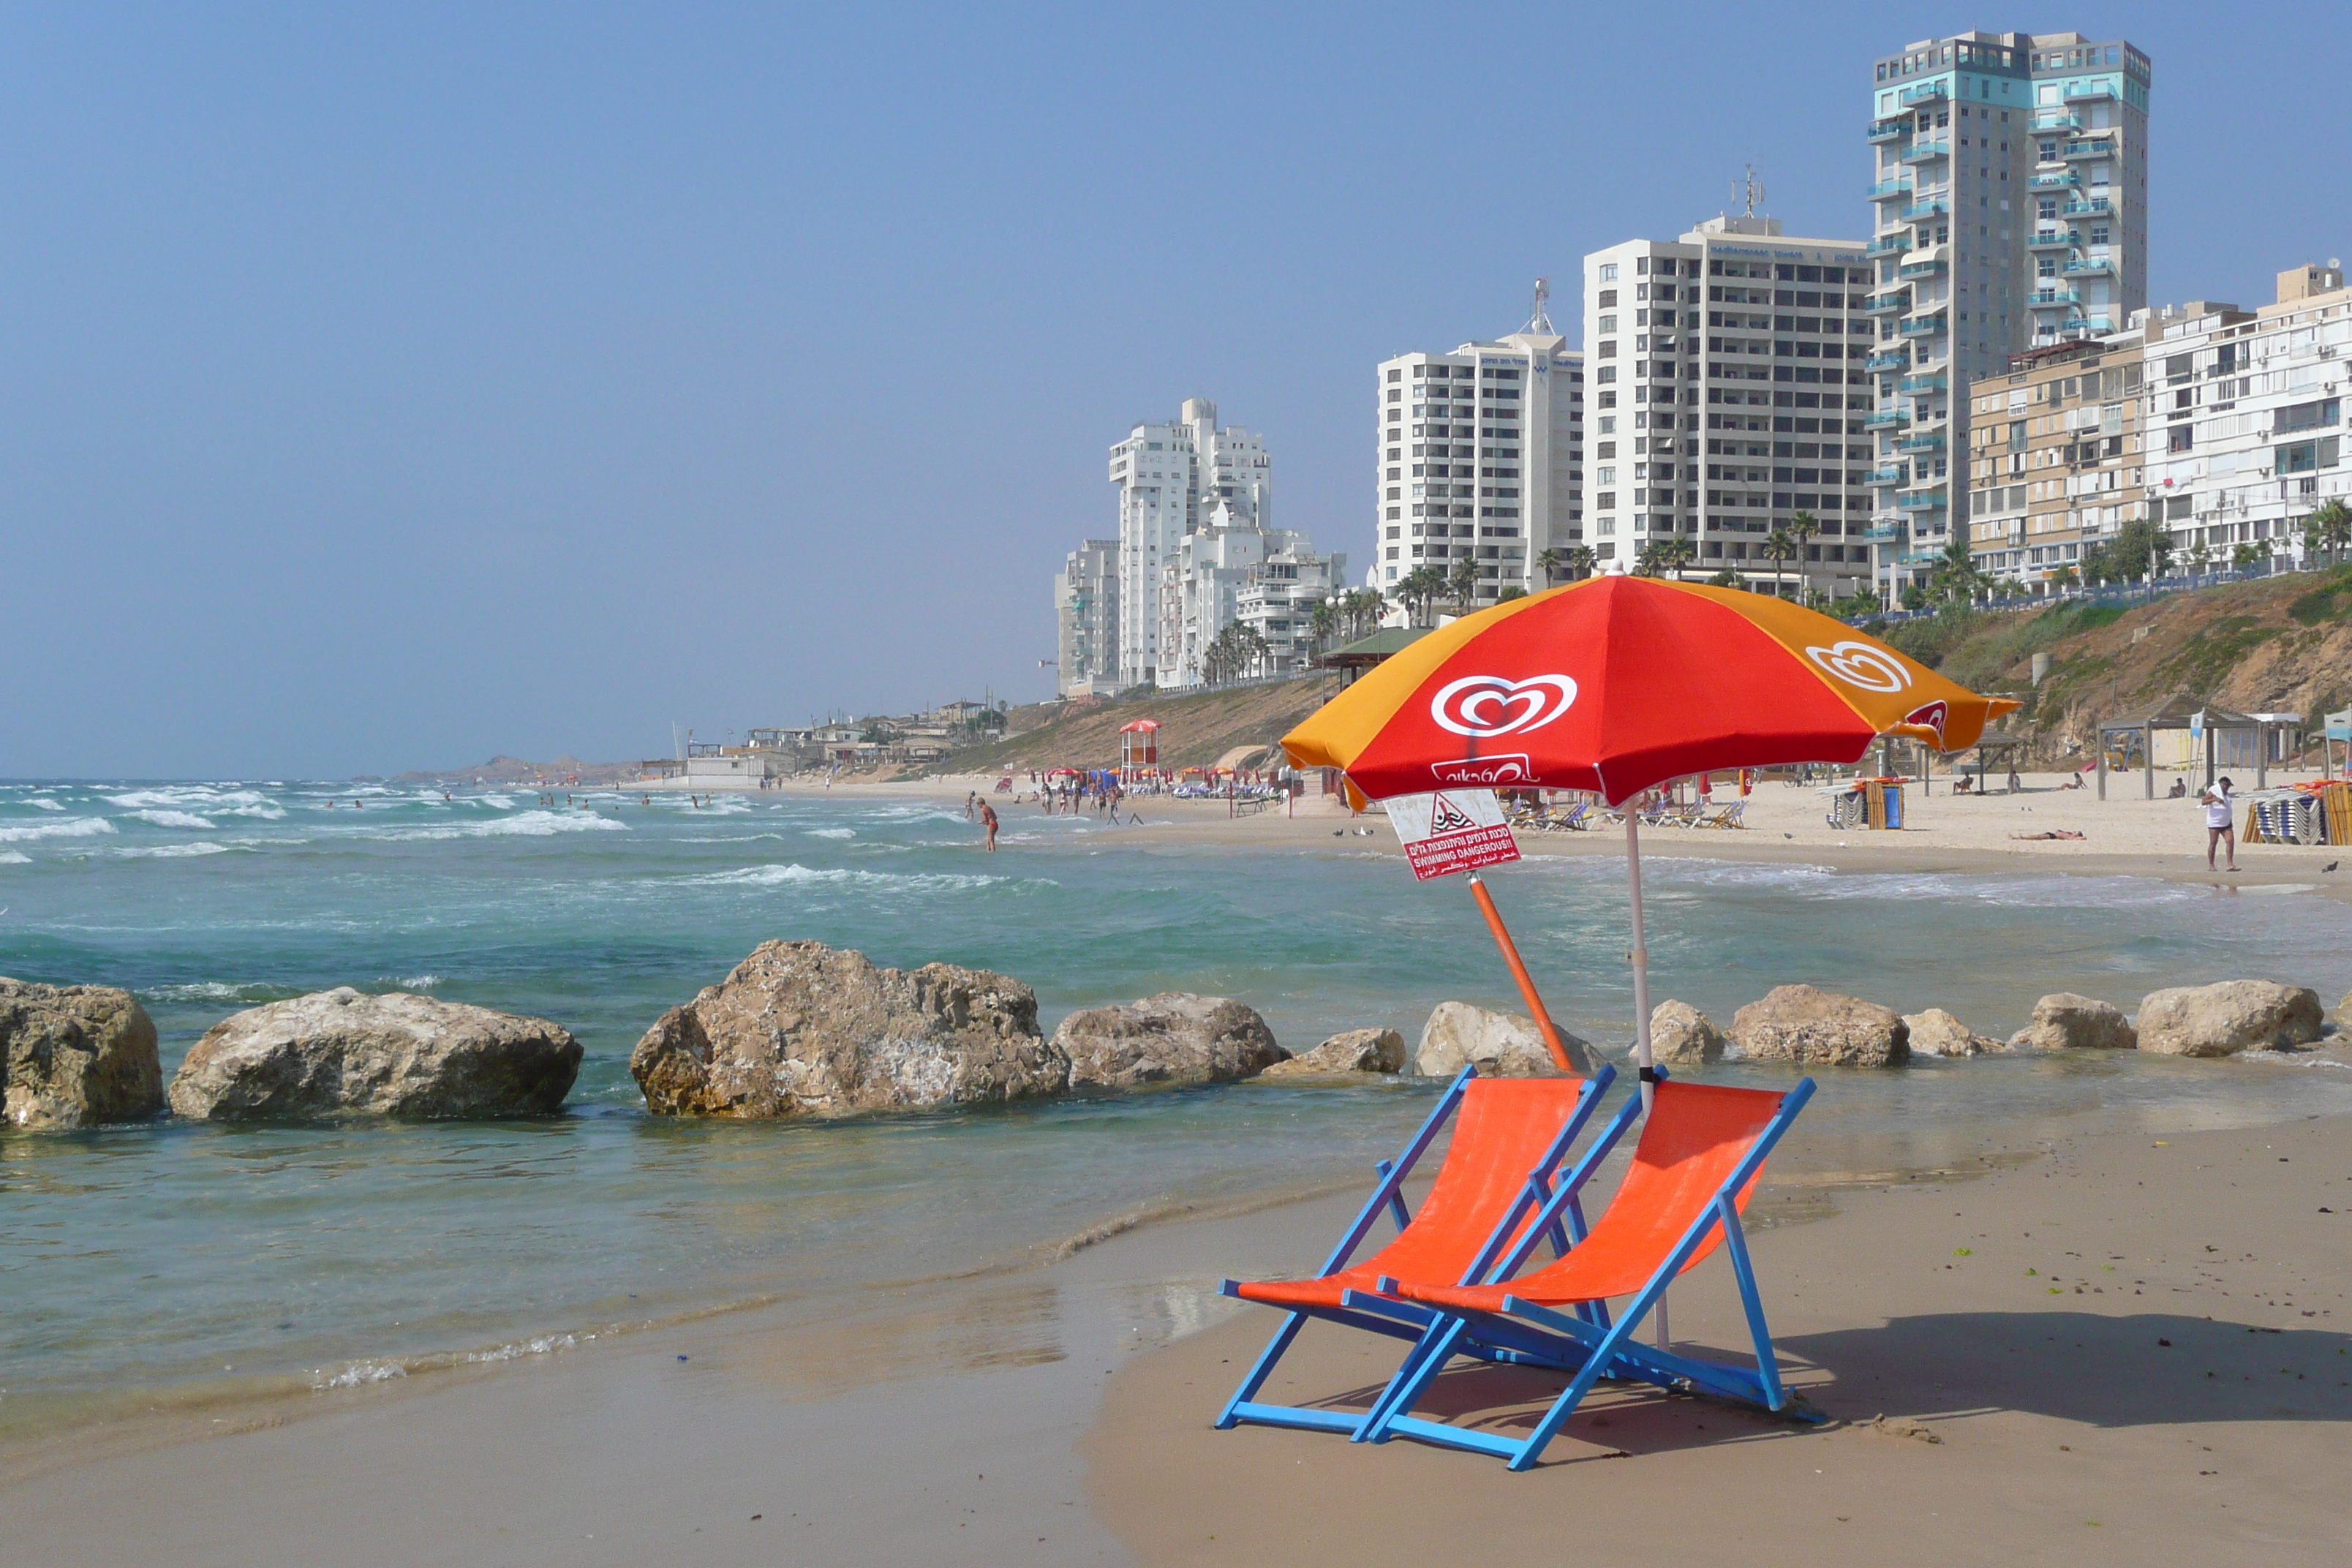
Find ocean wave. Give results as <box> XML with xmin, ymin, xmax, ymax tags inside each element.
<box><xmin>117</xmin><ymin>842</ymin><xmax>237</xmax><ymax>859</ymax></box>
<box><xmin>312</xmin><ymin>1331</ymin><xmax>590</xmax><ymax>1391</ymax></box>
<box><xmin>219</xmin><ymin>803</ymin><xmax>288</xmax><ymax>820</ymax></box>
<box><xmin>682</xmin><ymin>862</ymin><xmax>1012</xmax><ymax>892</ymax></box>
<box><xmin>0</xmin><ymin>849</ymin><xmax>29</xmax><ymax>864</ymax></box>
<box><xmin>0</xmin><ymin>816</ymin><xmax>117</xmax><ymax>843</ymax></box>
<box><xmin>804</xmin><ymin>827</ymin><xmax>856</xmax><ymax>840</ymax></box>
<box><xmin>26</xmin><ymin>798</ymin><xmax>67</xmax><ymax>811</ymax></box>
<box><xmin>127</xmin><ymin>809</ymin><xmax>218</xmax><ymax>830</ymax></box>
<box><xmin>105</xmin><ymin>787</ymin><xmax>275</xmax><ymax>811</ymax></box>
<box><xmin>370</xmin><ymin>810</ymin><xmax>630</xmax><ymax>841</ymax></box>
<box><xmin>391</xmin><ymin>974</ymin><xmax>442</xmax><ymax>990</ymax></box>
<box><xmin>140</xmin><ymin>981</ymin><xmax>305</xmax><ymax>1003</ymax></box>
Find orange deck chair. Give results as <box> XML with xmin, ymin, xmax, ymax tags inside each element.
<box><xmin>1215</xmin><ymin>1062</ymin><xmax>1635</xmax><ymax>1439</ymax></box>
<box><xmin>1354</xmin><ymin>1077</ymin><xmax>1819</xmax><ymax>1469</ymax></box>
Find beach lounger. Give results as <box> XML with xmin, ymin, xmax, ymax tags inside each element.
<box><xmin>1213</xmin><ymin>1063</ymin><xmax>1627</xmax><ymax>1440</ymax></box>
<box><xmin>1354</xmin><ymin>1077</ymin><xmax>1817</xmax><ymax>1469</ymax></box>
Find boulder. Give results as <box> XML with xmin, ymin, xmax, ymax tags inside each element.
<box><xmin>1901</xmin><ymin>1008</ymin><xmax>2005</xmax><ymax>1058</ymax></box>
<box><xmin>2134</xmin><ymin>980</ymin><xmax>2325</xmax><ymax>1058</ymax></box>
<box><xmin>1259</xmin><ymin>1028</ymin><xmax>1407</xmax><ymax>1080</ymax></box>
<box><xmin>2007</xmin><ymin>992</ymin><xmax>2135</xmax><ymax>1052</ymax></box>
<box><xmin>171</xmin><ymin>989</ymin><xmax>582</xmax><ymax>1120</ymax></box>
<box><xmin>1055</xmin><ymin>993</ymin><xmax>1285</xmax><ymax>1090</ymax></box>
<box><xmin>1414</xmin><ymin>1001</ymin><xmax>1596</xmax><ymax>1077</ymax></box>
<box><xmin>632</xmin><ymin>941</ymin><xmax>1063</xmax><ymax>1117</ymax></box>
<box><xmin>1</xmin><ymin>978</ymin><xmax>165</xmax><ymax>1128</ymax></box>
<box><xmin>1649</xmin><ymin>1000</ymin><xmax>1725</xmax><ymax>1066</ymax></box>
<box><xmin>1730</xmin><ymin>985</ymin><xmax>1909</xmax><ymax>1068</ymax></box>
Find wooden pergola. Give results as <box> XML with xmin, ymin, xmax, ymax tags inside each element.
<box><xmin>2095</xmin><ymin>693</ymin><xmax>2268</xmax><ymax>799</ymax></box>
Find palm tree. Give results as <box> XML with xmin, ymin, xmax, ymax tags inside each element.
<box><xmin>1635</xmin><ymin>537</ymin><xmax>1695</xmax><ymax>578</ymax></box>
<box><xmin>1763</xmin><ymin>526</ymin><xmax>1797</xmax><ymax>596</ymax></box>
<box><xmin>1787</xmin><ymin>510</ymin><xmax>1820</xmax><ymax>597</ymax></box>
<box><xmin>1305</xmin><ymin>597</ymin><xmax>1341</xmax><ymax>655</ymax></box>
<box><xmin>1534</xmin><ymin>547</ymin><xmax>1564</xmax><ymax>585</ymax></box>
<box><xmin>1447</xmin><ymin>554</ymin><xmax>1482</xmax><ymax>617</ymax></box>
<box><xmin>1562</xmin><ymin>544</ymin><xmax>1597</xmax><ymax>581</ymax></box>
<box><xmin>1931</xmin><ymin>531</ymin><xmax>1980</xmax><ymax>606</ymax></box>
<box><xmin>2304</xmin><ymin>498</ymin><xmax>2352</xmax><ymax>568</ymax></box>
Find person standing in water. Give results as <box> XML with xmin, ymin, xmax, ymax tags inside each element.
<box><xmin>2202</xmin><ymin>777</ymin><xmax>2239</xmax><ymax>871</ymax></box>
<box><xmin>978</xmin><ymin>799</ymin><xmax>999</xmax><ymax>852</ymax></box>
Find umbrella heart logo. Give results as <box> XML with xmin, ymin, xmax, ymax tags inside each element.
<box><xmin>1901</xmin><ymin>700</ymin><xmax>1950</xmax><ymax>744</ymax></box>
<box><xmin>1803</xmin><ymin>641</ymin><xmax>1912</xmax><ymax>695</ymax></box>
<box><xmin>1428</xmin><ymin>674</ymin><xmax>1578</xmax><ymax>739</ymax></box>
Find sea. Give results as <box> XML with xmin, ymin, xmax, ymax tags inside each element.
<box><xmin>4</xmin><ymin>778</ymin><xmax>2350</xmax><ymax>1441</ymax></box>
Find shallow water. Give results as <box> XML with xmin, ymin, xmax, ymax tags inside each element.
<box><xmin>4</xmin><ymin>779</ymin><xmax>2349</xmax><ymax>1432</ymax></box>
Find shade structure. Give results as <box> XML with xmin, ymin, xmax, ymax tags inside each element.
<box><xmin>1283</xmin><ymin>577</ymin><xmax>2019</xmax><ymax>807</ymax></box>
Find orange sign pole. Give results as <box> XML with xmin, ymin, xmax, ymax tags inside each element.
<box><xmin>1464</xmin><ymin>872</ymin><xmax>1578</xmax><ymax>1072</ymax></box>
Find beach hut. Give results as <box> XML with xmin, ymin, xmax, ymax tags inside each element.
<box><xmin>2096</xmin><ymin>694</ymin><xmax>2267</xmax><ymax>799</ymax></box>
<box><xmin>1118</xmin><ymin>719</ymin><xmax>1159</xmax><ymax>777</ymax></box>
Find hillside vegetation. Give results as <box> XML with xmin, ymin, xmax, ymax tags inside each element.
<box><xmin>944</xmin><ymin>676</ymin><xmax>1344</xmax><ymax>774</ymax></box>
<box><xmin>1880</xmin><ymin>566</ymin><xmax>2352</xmax><ymax>755</ymax></box>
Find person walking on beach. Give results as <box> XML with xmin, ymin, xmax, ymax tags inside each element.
<box><xmin>2202</xmin><ymin>777</ymin><xmax>2239</xmax><ymax>871</ymax></box>
<box><xmin>979</xmin><ymin>799</ymin><xmax>999</xmax><ymax>851</ymax></box>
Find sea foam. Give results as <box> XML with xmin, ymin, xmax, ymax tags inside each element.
<box><xmin>127</xmin><ymin>809</ymin><xmax>219</xmax><ymax>830</ymax></box>
<box><xmin>0</xmin><ymin>816</ymin><xmax>117</xmax><ymax>843</ymax></box>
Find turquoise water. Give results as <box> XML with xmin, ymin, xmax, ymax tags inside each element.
<box><xmin>4</xmin><ymin>780</ymin><xmax>2350</xmax><ymax>1430</ymax></box>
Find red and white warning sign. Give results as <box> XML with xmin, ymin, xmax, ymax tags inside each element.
<box><xmin>1385</xmin><ymin>788</ymin><xmax>1521</xmax><ymax>881</ymax></box>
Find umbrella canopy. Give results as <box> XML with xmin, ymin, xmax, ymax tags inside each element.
<box><xmin>1284</xmin><ymin>577</ymin><xmax>2017</xmax><ymax>805</ymax></box>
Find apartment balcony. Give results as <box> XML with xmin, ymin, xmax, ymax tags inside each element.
<box><xmin>2028</xmin><ymin>169</ymin><xmax>2079</xmax><ymax>190</ymax></box>
<box><xmin>1899</xmin><ymin>372</ymin><xmax>1945</xmax><ymax>394</ymax></box>
<box><xmin>1867</xmin><ymin>117</ymin><xmax>1910</xmax><ymax>143</ymax></box>
<box><xmin>1901</xmin><ymin>197</ymin><xmax>1949</xmax><ymax>222</ymax></box>
<box><xmin>1861</xmin><ymin>408</ymin><xmax>1910</xmax><ymax>429</ymax></box>
<box><xmin>2059</xmin><ymin>314</ymin><xmax>2119</xmax><ymax>336</ymax></box>
<box><xmin>2062</xmin><ymin>81</ymin><xmax>2117</xmax><ymax>102</ymax></box>
<box><xmin>1898</xmin><ymin>255</ymin><xmax>1947</xmax><ymax>280</ymax></box>
<box><xmin>1861</xmin><ymin>291</ymin><xmax>1910</xmax><ymax>314</ymax></box>
<box><xmin>1898</xmin><ymin>313</ymin><xmax>1948</xmax><ymax>339</ymax></box>
<box><xmin>2062</xmin><ymin>197</ymin><xmax>2113</xmax><ymax>218</ymax></box>
<box><xmin>1865</xmin><ymin>233</ymin><xmax>1910</xmax><ymax>257</ymax></box>
<box><xmin>1862</xmin><ymin>524</ymin><xmax>1903</xmax><ymax>543</ymax></box>
<box><xmin>2027</xmin><ymin>228</ymin><xmax>2078</xmax><ymax>250</ymax></box>
<box><xmin>2030</xmin><ymin>110</ymin><xmax>2083</xmax><ymax>132</ymax></box>
<box><xmin>2062</xmin><ymin>255</ymin><xmax>2114</xmax><ymax>276</ymax></box>
<box><xmin>1864</xmin><ymin>348</ymin><xmax>1911</xmax><ymax>372</ymax></box>
<box><xmin>1868</xmin><ymin>177</ymin><xmax>1915</xmax><ymax>201</ymax></box>
<box><xmin>1897</xmin><ymin>547</ymin><xmax>1950</xmax><ymax>565</ymax></box>
<box><xmin>1896</xmin><ymin>432</ymin><xmax>1945</xmax><ymax>453</ymax></box>
<box><xmin>1865</xmin><ymin>467</ymin><xmax>1907</xmax><ymax>486</ymax></box>
<box><xmin>1899</xmin><ymin>140</ymin><xmax>1950</xmax><ymax>165</ymax></box>
<box><xmin>1899</xmin><ymin>80</ymin><xmax>1949</xmax><ymax>105</ymax></box>
<box><xmin>2029</xmin><ymin>287</ymin><xmax>2084</xmax><ymax>308</ymax></box>
<box><xmin>2062</xmin><ymin>137</ymin><xmax>2116</xmax><ymax>160</ymax></box>
<box><xmin>1896</xmin><ymin>489</ymin><xmax>1948</xmax><ymax>512</ymax></box>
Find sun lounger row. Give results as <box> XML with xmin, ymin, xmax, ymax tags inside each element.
<box><xmin>1215</xmin><ymin>1063</ymin><xmax>1816</xmax><ymax>1469</ymax></box>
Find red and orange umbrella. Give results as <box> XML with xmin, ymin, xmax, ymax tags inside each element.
<box><xmin>1284</xmin><ymin>576</ymin><xmax>2017</xmax><ymax>1101</ymax></box>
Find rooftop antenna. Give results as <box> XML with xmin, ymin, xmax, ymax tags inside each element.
<box><xmin>1735</xmin><ymin>164</ymin><xmax>1766</xmax><ymax>218</ymax></box>
<box><xmin>1524</xmin><ymin>276</ymin><xmax>1554</xmax><ymax>334</ymax></box>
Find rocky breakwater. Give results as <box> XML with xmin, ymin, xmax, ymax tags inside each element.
<box><xmin>170</xmin><ymin>989</ymin><xmax>582</xmax><ymax>1120</ymax></box>
<box><xmin>1648</xmin><ymin>1000</ymin><xmax>1726</xmax><ymax>1066</ymax></box>
<box><xmin>2133</xmin><ymin>980</ymin><xmax>2324</xmax><ymax>1058</ymax></box>
<box><xmin>1</xmin><ymin>978</ymin><xmax>165</xmax><ymax>1128</ymax></box>
<box><xmin>1414</xmin><ymin>1001</ymin><xmax>1597</xmax><ymax>1077</ymax></box>
<box><xmin>1259</xmin><ymin>1028</ymin><xmax>1406</xmax><ymax>1081</ymax></box>
<box><xmin>1901</xmin><ymin>1009</ymin><xmax>2007</xmax><ymax>1058</ymax></box>
<box><xmin>2008</xmin><ymin>993</ymin><xmax>2136</xmax><ymax>1052</ymax></box>
<box><xmin>1053</xmin><ymin>993</ymin><xmax>1287</xmax><ymax>1090</ymax></box>
<box><xmin>632</xmin><ymin>941</ymin><xmax>1067</xmax><ymax>1117</ymax></box>
<box><xmin>1730</xmin><ymin>985</ymin><xmax>1909</xmax><ymax>1068</ymax></box>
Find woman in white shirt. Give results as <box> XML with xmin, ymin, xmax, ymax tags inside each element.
<box><xmin>2201</xmin><ymin>777</ymin><xmax>2238</xmax><ymax>872</ymax></box>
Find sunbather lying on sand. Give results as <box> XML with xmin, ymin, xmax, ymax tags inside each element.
<box><xmin>2008</xmin><ymin>829</ymin><xmax>2087</xmax><ymax>840</ymax></box>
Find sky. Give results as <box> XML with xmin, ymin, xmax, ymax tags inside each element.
<box><xmin>5</xmin><ymin>2</ymin><xmax>2347</xmax><ymax>778</ymax></box>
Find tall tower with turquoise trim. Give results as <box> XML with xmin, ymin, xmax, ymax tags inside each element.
<box><xmin>1863</xmin><ymin>31</ymin><xmax>2152</xmax><ymax>600</ymax></box>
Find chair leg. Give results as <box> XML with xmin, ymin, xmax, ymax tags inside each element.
<box><xmin>1361</xmin><ymin>1315</ymin><xmax>1471</xmax><ymax>1444</ymax></box>
<box><xmin>1349</xmin><ymin>1315</ymin><xmax>1463</xmax><ymax>1441</ymax></box>
<box><xmin>1714</xmin><ymin>1193</ymin><xmax>1789</xmax><ymax>1411</ymax></box>
<box><xmin>1215</xmin><ymin>1312</ymin><xmax>1306</xmax><ymax>1428</ymax></box>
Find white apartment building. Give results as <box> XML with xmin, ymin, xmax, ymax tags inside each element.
<box><xmin>1106</xmin><ymin>399</ymin><xmax>1270</xmax><ymax>688</ymax></box>
<box><xmin>1052</xmin><ymin>538</ymin><xmax>1120</xmax><ymax>697</ymax></box>
<box><xmin>1866</xmin><ymin>31</ymin><xmax>2152</xmax><ymax>598</ymax></box>
<box><xmin>1583</xmin><ymin>216</ymin><xmax>1874</xmax><ymax>598</ymax></box>
<box><xmin>2140</xmin><ymin>263</ymin><xmax>2352</xmax><ymax>568</ymax></box>
<box><xmin>1373</xmin><ymin>296</ymin><xmax>1583</xmax><ymax>606</ymax></box>
<box><xmin>1156</xmin><ymin>507</ymin><xmax>1346</xmax><ymax>687</ymax></box>
<box><xmin>1235</xmin><ymin>536</ymin><xmax>1349</xmax><ymax>679</ymax></box>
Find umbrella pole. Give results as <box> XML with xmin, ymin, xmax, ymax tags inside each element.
<box><xmin>1464</xmin><ymin>873</ymin><xmax>1579</xmax><ymax>1073</ymax></box>
<box><xmin>1624</xmin><ymin>811</ymin><xmax>1656</xmax><ymax>1115</ymax></box>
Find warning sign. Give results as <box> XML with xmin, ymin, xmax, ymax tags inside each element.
<box><xmin>1385</xmin><ymin>789</ymin><xmax>1521</xmax><ymax>881</ymax></box>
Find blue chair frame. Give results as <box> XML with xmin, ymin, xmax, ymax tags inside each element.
<box><xmin>1213</xmin><ymin>1060</ymin><xmax>1623</xmax><ymax>1439</ymax></box>
<box><xmin>1357</xmin><ymin>1077</ymin><xmax>1820</xmax><ymax>1469</ymax></box>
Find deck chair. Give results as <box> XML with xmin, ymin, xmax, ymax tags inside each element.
<box><xmin>1355</xmin><ymin>1077</ymin><xmax>1817</xmax><ymax>1469</ymax></box>
<box><xmin>1213</xmin><ymin>1063</ymin><xmax>1627</xmax><ymax>1439</ymax></box>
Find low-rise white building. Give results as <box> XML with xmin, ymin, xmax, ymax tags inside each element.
<box><xmin>1156</xmin><ymin>504</ymin><xmax>1343</xmax><ymax>687</ymax></box>
<box><xmin>1236</xmin><ymin>537</ymin><xmax>1349</xmax><ymax>679</ymax></box>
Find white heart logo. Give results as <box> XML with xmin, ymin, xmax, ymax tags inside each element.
<box><xmin>1804</xmin><ymin>641</ymin><xmax>1912</xmax><ymax>694</ymax></box>
<box><xmin>1430</xmin><ymin>674</ymin><xmax>1579</xmax><ymax>739</ymax></box>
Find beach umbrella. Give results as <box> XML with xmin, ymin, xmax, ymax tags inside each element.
<box><xmin>1282</xmin><ymin>576</ymin><xmax>2016</xmax><ymax>1107</ymax></box>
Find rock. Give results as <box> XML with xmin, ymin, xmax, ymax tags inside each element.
<box><xmin>2007</xmin><ymin>992</ymin><xmax>2136</xmax><ymax>1052</ymax></box>
<box><xmin>1259</xmin><ymin>1028</ymin><xmax>1407</xmax><ymax>1079</ymax></box>
<box><xmin>1649</xmin><ymin>1000</ymin><xmax>1725</xmax><ymax>1066</ymax></box>
<box><xmin>1901</xmin><ymin>1008</ymin><xmax>2005</xmax><ymax>1058</ymax></box>
<box><xmin>1</xmin><ymin>978</ymin><xmax>165</xmax><ymax>1128</ymax></box>
<box><xmin>1414</xmin><ymin>1001</ymin><xmax>1596</xmax><ymax>1077</ymax></box>
<box><xmin>631</xmin><ymin>941</ymin><xmax>1063</xmax><ymax>1117</ymax></box>
<box><xmin>170</xmin><ymin>988</ymin><xmax>583</xmax><ymax>1120</ymax></box>
<box><xmin>1730</xmin><ymin>985</ymin><xmax>1909</xmax><ymax>1068</ymax></box>
<box><xmin>2134</xmin><ymin>980</ymin><xmax>2325</xmax><ymax>1058</ymax></box>
<box><xmin>1055</xmin><ymin>993</ymin><xmax>1285</xmax><ymax>1090</ymax></box>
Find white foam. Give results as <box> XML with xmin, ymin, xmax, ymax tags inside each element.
<box><xmin>117</xmin><ymin>842</ymin><xmax>235</xmax><ymax>859</ymax></box>
<box><xmin>142</xmin><ymin>981</ymin><xmax>277</xmax><ymax>1002</ymax></box>
<box><xmin>804</xmin><ymin>827</ymin><xmax>856</xmax><ymax>840</ymax></box>
<box><xmin>27</xmin><ymin>798</ymin><xmax>65</xmax><ymax>812</ymax></box>
<box><xmin>127</xmin><ymin>810</ymin><xmax>218</xmax><ymax>830</ymax></box>
<box><xmin>314</xmin><ymin>1360</ymin><xmax>408</xmax><ymax>1388</ymax></box>
<box><xmin>395</xmin><ymin>974</ymin><xmax>442</xmax><ymax>990</ymax></box>
<box><xmin>0</xmin><ymin>849</ymin><xmax>29</xmax><ymax>864</ymax></box>
<box><xmin>0</xmin><ymin>816</ymin><xmax>116</xmax><ymax>843</ymax></box>
<box><xmin>682</xmin><ymin>862</ymin><xmax>1008</xmax><ymax>892</ymax></box>
<box><xmin>372</xmin><ymin>810</ymin><xmax>630</xmax><ymax>841</ymax></box>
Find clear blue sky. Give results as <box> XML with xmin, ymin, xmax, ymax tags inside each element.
<box><xmin>5</xmin><ymin>4</ymin><xmax>2342</xmax><ymax>777</ymax></box>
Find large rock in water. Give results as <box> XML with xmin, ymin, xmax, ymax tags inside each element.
<box><xmin>1414</xmin><ymin>1001</ymin><xmax>1597</xmax><ymax>1077</ymax></box>
<box><xmin>632</xmin><ymin>942</ymin><xmax>1064</xmax><ymax>1117</ymax></box>
<box><xmin>1730</xmin><ymin>985</ymin><xmax>1909</xmax><ymax>1068</ymax></box>
<box><xmin>1053</xmin><ymin>993</ymin><xmax>1285</xmax><ymax>1090</ymax></box>
<box><xmin>2134</xmin><ymin>981</ymin><xmax>2324</xmax><ymax>1058</ymax></box>
<box><xmin>2008</xmin><ymin>992</ymin><xmax>2135</xmax><ymax>1052</ymax></box>
<box><xmin>1902</xmin><ymin>1009</ymin><xmax>2005</xmax><ymax>1058</ymax></box>
<box><xmin>1650</xmin><ymin>1000</ymin><xmax>1726</xmax><ymax>1066</ymax></box>
<box><xmin>1259</xmin><ymin>1028</ymin><xmax>1407</xmax><ymax>1080</ymax></box>
<box><xmin>1</xmin><ymin>978</ymin><xmax>165</xmax><ymax>1128</ymax></box>
<box><xmin>170</xmin><ymin>989</ymin><xmax>582</xmax><ymax>1120</ymax></box>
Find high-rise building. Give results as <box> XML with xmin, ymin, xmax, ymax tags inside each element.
<box><xmin>1106</xmin><ymin>399</ymin><xmax>1270</xmax><ymax>687</ymax></box>
<box><xmin>1372</xmin><ymin>293</ymin><xmax>1583</xmax><ymax>607</ymax></box>
<box><xmin>1583</xmin><ymin>216</ymin><xmax>1874</xmax><ymax>598</ymax></box>
<box><xmin>1866</xmin><ymin>31</ymin><xmax>2152</xmax><ymax>598</ymax></box>
<box><xmin>1052</xmin><ymin>538</ymin><xmax>1120</xmax><ymax>696</ymax></box>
